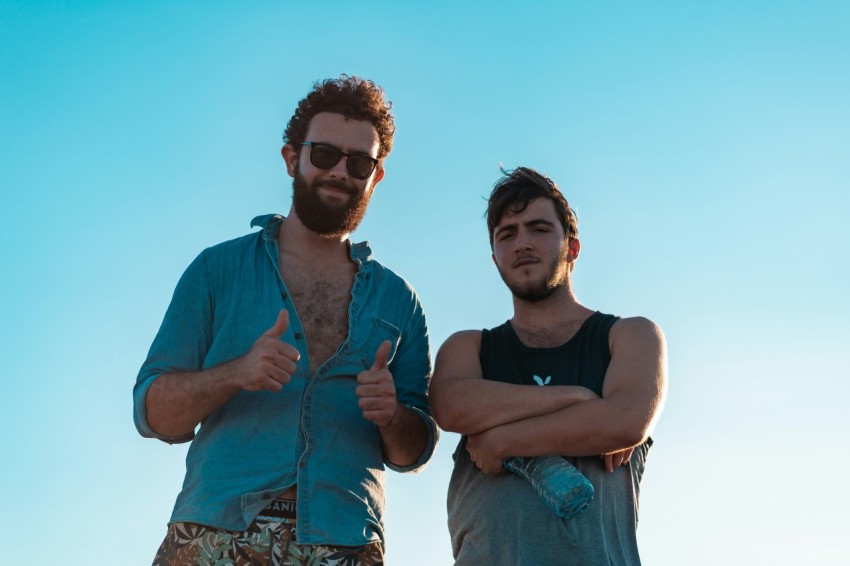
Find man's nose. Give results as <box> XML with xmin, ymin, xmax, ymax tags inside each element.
<box><xmin>514</xmin><ymin>234</ymin><xmax>533</xmax><ymax>252</ymax></box>
<box><xmin>328</xmin><ymin>156</ymin><xmax>350</xmax><ymax>178</ymax></box>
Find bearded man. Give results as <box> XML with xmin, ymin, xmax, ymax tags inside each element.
<box><xmin>430</xmin><ymin>167</ymin><xmax>667</xmax><ymax>565</ymax></box>
<box><xmin>134</xmin><ymin>75</ymin><xmax>437</xmax><ymax>566</ymax></box>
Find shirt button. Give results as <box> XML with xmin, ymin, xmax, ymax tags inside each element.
<box><xmin>299</xmin><ymin>462</ymin><xmax>305</xmax><ymax>469</ymax></box>
<box><xmin>294</xmin><ymin>332</ymin><xmax>302</xmax><ymax>340</ymax></box>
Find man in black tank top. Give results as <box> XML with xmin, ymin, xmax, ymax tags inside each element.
<box><xmin>431</xmin><ymin>167</ymin><xmax>668</xmax><ymax>565</ymax></box>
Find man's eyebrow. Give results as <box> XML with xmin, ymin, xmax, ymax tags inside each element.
<box><xmin>525</xmin><ymin>219</ymin><xmax>556</xmax><ymax>228</ymax></box>
<box><xmin>494</xmin><ymin>218</ymin><xmax>556</xmax><ymax>234</ymax></box>
<box><xmin>493</xmin><ymin>222</ymin><xmax>518</xmax><ymax>235</ymax></box>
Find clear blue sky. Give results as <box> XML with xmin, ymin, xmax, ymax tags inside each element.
<box><xmin>2</xmin><ymin>2</ymin><xmax>848</xmax><ymax>564</ymax></box>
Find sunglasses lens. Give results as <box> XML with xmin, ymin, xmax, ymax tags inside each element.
<box><xmin>347</xmin><ymin>156</ymin><xmax>377</xmax><ymax>180</ymax></box>
<box><xmin>309</xmin><ymin>144</ymin><xmax>342</xmax><ymax>169</ymax></box>
<box><xmin>306</xmin><ymin>143</ymin><xmax>377</xmax><ymax>180</ymax></box>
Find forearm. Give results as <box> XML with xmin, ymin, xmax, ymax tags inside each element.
<box><xmin>145</xmin><ymin>363</ymin><xmax>241</xmax><ymax>438</ymax></box>
<box><xmin>491</xmin><ymin>317</ymin><xmax>666</xmax><ymax>458</ymax></box>
<box><xmin>378</xmin><ymin>403</ymin><xmax>429</xmax><ymax>467</ymax></box>
<box><xmin>432</xmin><ymin>378</ymin><xmax>596</xmax><ymax>435</ymax></box>
<box><xmin>486</xmin><ymin>397</ymin><xmax>652</xmax><ymax>459</ymax></box>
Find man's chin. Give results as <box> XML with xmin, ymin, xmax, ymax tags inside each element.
<box><xmin>502</xmin><ymin>276</ymin><xmax>557</xmax><ymax>302</ymax></box>
<box><xmin>512</xmin><ymin>289</ymin><xmax>552</xmax><ymax>302</ymax></box>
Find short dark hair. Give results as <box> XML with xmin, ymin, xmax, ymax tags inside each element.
<box><xmin>283</xmin><ymin>75</ymin><xmax>395</xmax><ymax>162</ymax></box>
<box><xmin>486</xmin><ymin>166</ymin><xmax>577</xmax><ymax>248</ymax></box>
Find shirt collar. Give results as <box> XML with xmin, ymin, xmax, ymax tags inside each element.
<box><xmin>250</xmin><ymin>214</ymin><xmax>373</xmax><ymax>263</ymax></box>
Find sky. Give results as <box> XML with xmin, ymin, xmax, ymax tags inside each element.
<box><xmin>1</xmin><ymin>1</ymin><xmax>848</xmax><ymax>564</ymax></box>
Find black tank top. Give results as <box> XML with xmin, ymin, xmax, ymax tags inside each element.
<box><xmin>479</xmin><ymin>311</ymin><xmax>619</xmax><ymax>395</ymax></box>
<box><xmin>448</xmin><ymin>311</ymin><xmax>648</xmax><ymax>564</ymax></box>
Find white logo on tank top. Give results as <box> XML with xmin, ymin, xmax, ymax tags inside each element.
<box><xmin>532</xmin><ymin>375</ymin><xmax>551</xmax><ymax>386</ymax></box>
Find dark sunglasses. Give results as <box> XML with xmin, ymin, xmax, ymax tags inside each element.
<box><xmin>300</xmin><ymin>142</ymin><xmax>379</xmax><ymax>180</ymax></box>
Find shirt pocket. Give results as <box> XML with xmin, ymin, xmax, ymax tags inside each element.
<box><xmin>358</xmin><ymin>317</ymin><xmax>401</xmax><ymax>370</ymax></box>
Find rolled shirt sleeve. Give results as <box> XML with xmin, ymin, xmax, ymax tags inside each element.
<box><xmin>133</xmin><ymin>251</ymin><xmax>214</xmax><ymax>443</ymax></box>
<box><xmin>385</xmin><ymin>290</ymin><xmax>439</xmax><ymax>473</ymax></box>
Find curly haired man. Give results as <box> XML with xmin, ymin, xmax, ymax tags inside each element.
<box><xmin>134</xmin><ymin>76</ymin><xmax>437</xmax><ymax>565</ymax></box>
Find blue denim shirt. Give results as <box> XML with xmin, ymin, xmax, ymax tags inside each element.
<box><xmin>133</xmin><ymin>214</ymin><xmax>438</xmax><ymax>546</ymax></box>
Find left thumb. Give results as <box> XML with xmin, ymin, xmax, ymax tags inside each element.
<box><xmin>372</xmin><ymin>340</ymin><xmax>391</xmax><ymax>370</ymax></box>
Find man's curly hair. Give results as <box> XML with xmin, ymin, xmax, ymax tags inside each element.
<box><xmin>283</xmin><ymin>75</ymin><xmax>395</xmax><ymax>162</ymax></box>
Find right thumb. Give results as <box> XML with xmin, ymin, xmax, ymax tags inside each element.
<box><xmin>264</xmin><ymin>309</ymin><xmax>289</xmax><ymax>338</ymax></box>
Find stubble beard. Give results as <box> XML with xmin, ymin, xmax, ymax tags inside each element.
<box><xmin>498</xmin><ymin>250</ymin><xmax>570</xmax><ymax>302</ymax></box>
<box><xmin>291</xmin><ymin>165</ymin><xmax>371</xmax><ymax>238</ymax></box>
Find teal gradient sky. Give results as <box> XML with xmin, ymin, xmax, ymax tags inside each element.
<box><xmin>2</xmin><ymin>2</ymin><xmax>848</xmax><ymax>564</ymax></box>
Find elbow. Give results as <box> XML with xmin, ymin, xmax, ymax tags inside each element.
<box><xmin>429</xmin><ymin>387</ymin><xmax>459</xmax><ymax>433</ymax></box>
<box><xmin>598</xmin><ymin>409</ymin><xmax>653</xmax><ymax>451</ymax></box>
<box><xmin>144</xmin><ymin>407</ymin><xmax>197</xmax><ymax>443</ymax></box>
<box><xmin>432</xmin><ymin>404</ymin><xmax>463</xmax><ymax>434</ymax></box>
<box><xmin>430</xmin><ymin>382</ymin><xmax>490</xmax><ymax>435</ymax></box>
<box><xmin>610</xmin><ymin>420</ymin><xmax>652</xmax><ymax>450</ymax></box>
<box><xmin>148</xmin><ymin>418</ymin><xmax>193</xmax><ymax>442</ymax></box>
<box><xmin>603</xmin><ymin>398</ymin><xmax>659</xmax><ymax>450</ymax></box>
<box><xmin>431</xmin><ymin>400</ymin><xmax>482</xmax><ymax>435</ymax></box>
<box><xmin>138</xmin><ymin>378</ymin><xmax>197</xmax><ymax>442</ymax></box>
<box><xmin>622</xmin><ymin>428</ymin><xmax>650</xmax><ymax>448</ymax></box>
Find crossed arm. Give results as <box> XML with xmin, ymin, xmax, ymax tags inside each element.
<box><xmin>429</xmin><ymin>317</ymin><xmax>667</xmax><ymax>473</ymax></box>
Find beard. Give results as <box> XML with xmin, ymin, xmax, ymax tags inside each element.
<box><xmin>497</xmin><ymin>250</ymin><xmax>570</xmax><ymax>302</ymax></box>
<box><xmin>291</xmin><ymin>165</ymin><xmax>371</xmax><ymax>238</ymax></box>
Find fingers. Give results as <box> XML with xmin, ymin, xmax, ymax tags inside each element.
<box><xmin>245</xmin><ymin>339</ymin><xmax>299</xmax><ymax>393</ymax></box>
<box><xmin>236</xmin><ymin>312</ymin><xmax>301</xmax><ymax>393</ymax></box>
<box><xmin>357</xmin><ymin>343</ymin><xmax>397</xmax><ymax>427</ymax></box>
<box><xmin>267</xmin><ymin>355</ymin><xmax>298</xmax><ymax>377</ymax></box>
<box><xmin>355</xmin><ymin>377</ymin><xmax>396</xmax><ymax>412</ymax></box>
<box><xmin>253</xmin><ymin>359</ymin><xmax>297</xmax><ymax>390</ymax></box>
<box><xmin>263</xmin><ymin>309</ymin><xmax>290</xmax><ymax>338</ymax></box>
<box><xmin>279</xmin><ymin>342</ymin><xmax>301</xmax><ymax>362</ymax></box>
<box><xmin>602</xmin><ymin>448</ymin><xmax>634</xmax><ymax>472</ymax></box>
<box><xmin>372</xmin><ymin>340</ymin><xmax>391</xmax><ymax>370</ymax></box>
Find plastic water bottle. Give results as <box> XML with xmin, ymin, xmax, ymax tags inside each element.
<box><xmin>503</xmin><ymin>455</ymin><xmax>594</xmax><ymax>519</ymax></box>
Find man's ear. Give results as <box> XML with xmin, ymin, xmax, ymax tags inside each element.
<box><xmin>567</xmin><ymin>238</ymin><xmax>581</xmax><ymax>263</ymax></box>
<box><xmin>281</xmin><ymin>145</ymin><xmax>298</xmax><ymax>177</ymax></box>
<box><xmin>372</xmin><ymin>165</ymin><xmax>385</xmax><ymax>186</ymax></box>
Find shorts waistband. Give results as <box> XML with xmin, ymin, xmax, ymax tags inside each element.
<box><xmin>256</xmin><ymin>497</ymin><xmax>297</xmax><ymax>520</ymax></box>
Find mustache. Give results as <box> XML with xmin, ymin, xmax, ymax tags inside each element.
<box><xmin>512</xmin><ymin>254</ymin><xmax>539</xmax><ymax>268</ymax></box>
<box><xmin>316</xmin><ymin>179</ymin><xmax>356</xmax><ymax>194</ymax></box>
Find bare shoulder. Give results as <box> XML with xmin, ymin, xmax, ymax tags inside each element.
<box><xmin>603</xmin><ymin>316</ymin><xmax>668</xmax><ymax>404</ymax></box>
<box><xmin>610</xmin><ymin>316</ymin><xmax>666</xmax><ymax>353</ymax></box>
<box><xmin>438</xmin><ymin>329</ymin><xmax>483</xmax><ymax>353</ymax></box>
<box><xmin>433</xmin><ymin>330</ymin><xmax>484</xmax><ymax>382</ymax></box>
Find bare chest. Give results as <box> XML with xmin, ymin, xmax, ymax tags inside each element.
<box><xmin>281</xmin><ymin>262</ymin><xmax>356</xmax><ymax>373</ymax></box>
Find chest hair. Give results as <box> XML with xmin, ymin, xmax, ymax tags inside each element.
<box><xmin>280</xmin><ymin>259</ymin><xmax>356</xmax><ymax>374</ymax></box>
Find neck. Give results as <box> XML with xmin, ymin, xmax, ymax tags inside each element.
<box><xmin>509</xmin><ymin>281</ymin><xmax>592</xmax><ymax>334</ymax></box>
<box><xmin>278</xmin><ymin>209</ymin><xmax>352</xmax><ymax>263</ymax></box>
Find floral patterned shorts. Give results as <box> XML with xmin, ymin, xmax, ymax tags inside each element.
<box><xmin>152</xmin><ymin>499</ymin><xmax>383</xmax><ymax>565</ymax></box>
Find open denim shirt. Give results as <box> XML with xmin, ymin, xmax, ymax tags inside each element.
<box><xmin>133</xmin><ymin>214</ymin><xmax>437</xmax><ymax>546</ymax></box>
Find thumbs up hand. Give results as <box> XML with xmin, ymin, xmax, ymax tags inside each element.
<box><xmin>234</xmin><ymin>309</ymin><xmax>301</xmax><ymax>392</ymax></box>
<box><xmin>356</xmin><ymin>340</ymin><xmax>400</xmax><ymax>427</ymax></box>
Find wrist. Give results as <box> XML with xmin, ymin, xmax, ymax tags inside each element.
<box><xmin>381</xmin><ymin>401</ymin><xmax>403</xmax><ymax>429</ymax></box>
<box><xmin>213</xmin><ymin>359</ymin><xmax>245</xmax><ymax>394</ymax></box>
<box><xmin>484</xmin><ymin>426</ymin><xmax>511</xmax><ymax>460</ymax></box>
